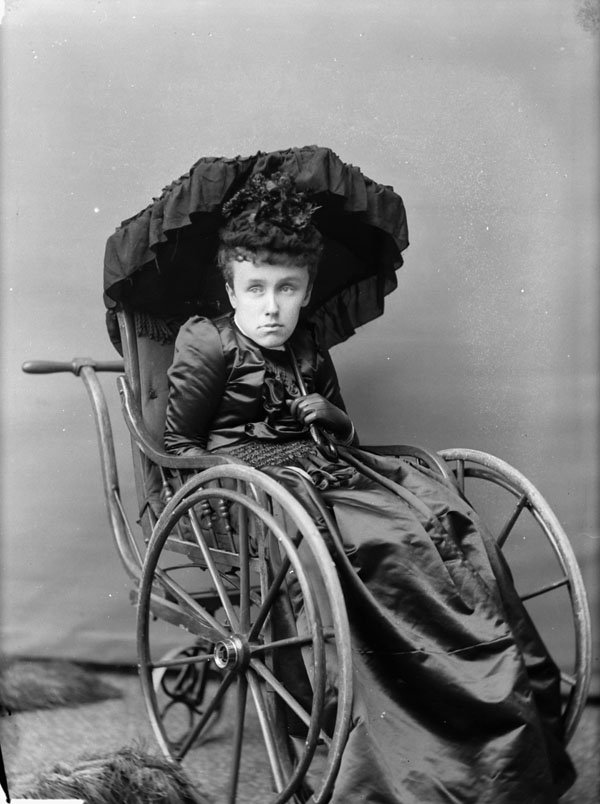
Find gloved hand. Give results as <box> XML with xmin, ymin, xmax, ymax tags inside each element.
<box><xmin>289</xmin><ymin>394</ymin><xmax>354</xmax><ymax>443</ymax></box>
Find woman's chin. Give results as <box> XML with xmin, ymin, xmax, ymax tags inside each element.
<box><xmin>253</xmin><ymin>328</ymin><xmax>289</xmax><ymax>348</ymax></box>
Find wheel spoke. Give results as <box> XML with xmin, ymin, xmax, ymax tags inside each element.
<box><xmin>154</xmin><ymin>567</ymin><xmax>226</xmax><ymax>638</ymax></box>
<box><xmin>188</xmin><ymin>507</ymin><xmax>241</xmax><ymax>631</ymax></box>
<box><xmin>149</xmin><ymin>652</ymin><xmax>214</xmax><ymax>670</ymax></box>
<box><xmin>237</xmin><ymin>490</ymin><xmax>251</xmax><ymax>633</ymax></box>
<box><xmin>520</xmin><ymin>576</ymin><xmax>569</xmax><ymax>601</ymax></box>
<box><xmin>248</xmin><ymin>555</ymin><xmax>291</xmax><ymax>641</ymax></box>
<box><xmin>161</xmin><ymin>562</ymin><xmax>209</xmax><ymax>572</ymax></box>
<box><xmin>222</xmin><ymin>572</ymin><xmax>263</xmax><ymax>608</ymax></box>
<box><xmin>247</xmin><ymin>671</ymin><xmax>286</xmax><ymax>794</ymax></box>
<box><xmin>250</xmin><ymin>659</ymin><xmax>330</xmax><ymax>748</ymax></box>
<box><xmin>228</xmin><ymin>675</ymin><xmax>248</xmax><ymax>804</ymax></box>
<box><xmin>176</xmin><ymin>670</ymin><xmax>235</xmax><ymax>760</ymax></box>
<box><xmin>496</xmin><ymin>493</ymin><xmax>528</xmax><ymax>548</ymax></box>
<box><xmin>456</xmin><ymin>459</ymin><xmax>465</xmax><ymax>492</ymax></box>
<box><xmin>250</xmin><ymin>634</ymin><xmax>322</xmax><ymax>655</ymax></box>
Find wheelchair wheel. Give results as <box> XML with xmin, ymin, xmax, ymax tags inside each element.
<box><xmin>137</xmin><ymin>464</ymin><xmax>353</xmax><ymax>804</ymax></box>
<box><xmin>151</xmin><ymin>643</ymin><xmax>224</xmax><ymax>748</ymax></box>
<box><xmin>438</xmin><ymin>448</ymin><xmax>592</xmax><ymax>743</ymax></box>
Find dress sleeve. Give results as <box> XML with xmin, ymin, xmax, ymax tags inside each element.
<box><xmin>164</xmin><ymin>317</ymin><xmax>227</xmax><ymax>455</ymax></box>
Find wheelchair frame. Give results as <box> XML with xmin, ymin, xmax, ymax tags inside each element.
<box><xmin>22</xmin><ymin>305</ymin><xmax>593</xmax><ymax>804</ymax></box>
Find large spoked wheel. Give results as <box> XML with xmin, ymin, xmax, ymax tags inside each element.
<box><xmin>137</xmin><ymin>464</ymin><xmax>353</xmax><ymax>804</ymax></box>
<box><xmin>438</xmin><ymin>448</ymin><xmax>592</xmax><ymax>743</ymax></box>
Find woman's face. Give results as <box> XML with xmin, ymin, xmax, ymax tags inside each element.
<box><xmin>226</xmin><ymin>259</ymin><xmax>312</xmax><ymax>348</ymax></box>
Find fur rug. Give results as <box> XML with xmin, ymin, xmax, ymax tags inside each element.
<box><xmin>0</xmin><ymin>658</ymin><xmax>122</xmax><ymax>713</ymax></box>
<box><xmin>16</xmin><ymin>745</ymin><xmax>210</xmax><ymax>804</ymax></box>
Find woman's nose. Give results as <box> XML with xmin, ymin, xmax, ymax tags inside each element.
<box><xmin>264</xmin><ymin>291</ymin><xmax>279</xmax><ymax>314</ymax></box>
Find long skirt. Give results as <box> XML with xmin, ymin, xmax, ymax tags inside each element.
<box><xmin>262</xmin><ymin>447</ymin><xmax>575</xmax><ymax>804</ymax></box>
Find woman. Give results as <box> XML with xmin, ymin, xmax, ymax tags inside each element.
<box><xmin>164</xmin><ymin>173</ymin><xmax>574</xmax><ymax>803</ymax></box>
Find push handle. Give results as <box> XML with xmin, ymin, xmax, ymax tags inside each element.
<box><xmin>22</xmin><ymin>358</ymin><xmax>124</xmax><ymax>375</ymax></box>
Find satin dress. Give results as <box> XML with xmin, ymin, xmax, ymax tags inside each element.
<box><xmin>164</xmin><ymin>313</ymin><xmax>575</xmax><ymax>803</ymax></box>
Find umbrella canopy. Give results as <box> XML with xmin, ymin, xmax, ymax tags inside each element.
<box><xmin>103</xmin><ymin>145</ymin><xmax>408</xmax><ymax>349</ymax></box>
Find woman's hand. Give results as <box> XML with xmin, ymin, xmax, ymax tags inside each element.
<box><xmin>289</xmin><ymin>394</ymin><xmax>354</xmax><ymax>443</ymax></box>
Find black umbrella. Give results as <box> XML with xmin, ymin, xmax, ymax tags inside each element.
<box><xmin>103</xmin><ymin>145</ymin><xmax>408</xmax><ymax>350</ymax></box>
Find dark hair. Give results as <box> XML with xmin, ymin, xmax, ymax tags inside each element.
<box><xmin>217</xmin><ymin>173</ymin><xmax>323</xmax><ymax>286</ymax></box>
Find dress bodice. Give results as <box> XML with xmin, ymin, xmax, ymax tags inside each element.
<box><xmin>164</xmin><ymin>313</ymin><xmax>346</xmax><ymax>455</ymax></box>
<box><xmin>260</xmin><ymin>347</ymin><xmax>304</xmax><ymax>433</ymax></box>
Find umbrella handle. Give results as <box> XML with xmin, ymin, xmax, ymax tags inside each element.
<box><xmin>287</xmin><ymin>346</ymin><xmax>338</xmax><ymax>461</ymax></box>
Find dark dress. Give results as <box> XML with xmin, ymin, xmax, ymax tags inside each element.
<box><xmin>165</xmin><ymin>313</ymin><xmax>575</xmax><ymax>804</ymax></box>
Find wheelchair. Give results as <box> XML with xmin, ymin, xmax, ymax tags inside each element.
<box><xmin>22</xmin><ymin>305</ymin><xmax>592</xmax><ymax>803</ymax></box>
<box><xmin>23</xmin><ymin>146</ymin><xmax>592</xmax><ymax>803</ymax></box>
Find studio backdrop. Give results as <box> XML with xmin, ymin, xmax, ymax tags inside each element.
<box><xmin>2</xmin><ymin>2</ymin><xmax>597</xmax><ymax>688</ymax></box>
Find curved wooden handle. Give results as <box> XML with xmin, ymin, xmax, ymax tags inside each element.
<box><xmin>285</xmin><ymin>346</ymin><xmax>338</xmax><ymax>461</ymax></box>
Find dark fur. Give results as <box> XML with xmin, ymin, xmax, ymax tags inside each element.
<box><xmin>18</xmin><ymin>745</ymin><xmax>210</xmax><ymax>804</ymax></box>
<box><xmin>0</xmin><ymin>658</ymin><xmax>121</xmax><ymax>713</ymax></box>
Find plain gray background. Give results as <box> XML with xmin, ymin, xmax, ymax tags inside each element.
<box><xmin>1</xmin><ymin>1</ymin><xmax>598</xmax><ymax>685</ymax></box>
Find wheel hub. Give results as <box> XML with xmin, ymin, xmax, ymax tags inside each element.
<box><xmin>213</xmin><ymin>636</ymin><xmax>247</xmax><ymax>670</ymax></box>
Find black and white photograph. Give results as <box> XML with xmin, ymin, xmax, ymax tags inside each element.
<box><xmin>1</xmin><ymin>2</ymin><xmax>598</xmax><ymax>802</ymax></box>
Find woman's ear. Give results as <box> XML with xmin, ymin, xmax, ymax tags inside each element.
<box><xmin>301</xmin><ymin>283</ymin><xmax>313</xmax><ymax>308</ymax></box>
<box><xmin>225</xmin><ymin>283</ymin><xmax>237</xmax><ymax>309</ymax></box>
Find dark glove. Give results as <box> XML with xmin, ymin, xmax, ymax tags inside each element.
<box><xmin>289</xmin><ymin>394</ymin><xmax>354</xmax><ymax>443</ymax></box>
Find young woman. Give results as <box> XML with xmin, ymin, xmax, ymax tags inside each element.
<box><xmin>164</xmin><ymin>173</ymin><xmax>574</xmax><ymax>803</ymax></box>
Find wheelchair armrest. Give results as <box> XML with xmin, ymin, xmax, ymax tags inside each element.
<box><xmin>117</xmin><ymin>376</ymin><xmax>242</xmax><ymax>470</ymax></box>
<box><xmin>361</xmin><ymin>444</ymin><xmax>454</xmax><ymax>481</ymax></box>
